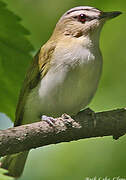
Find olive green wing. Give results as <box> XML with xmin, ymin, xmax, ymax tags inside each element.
<box><xmin>14</xmin><ymin>41</ymin><xmax>56</xmax><ymax>126</ymax></box>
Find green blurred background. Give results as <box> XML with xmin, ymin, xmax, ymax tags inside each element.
<box><xmin>1</xmin><ymin>0</ymin><xmax>126</xmax><ymax>179</ymax></box>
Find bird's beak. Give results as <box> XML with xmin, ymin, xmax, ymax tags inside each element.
<box><xmin>100</xmin><ymin>11</ymin><xmax>122</xmax><ymax>20</ymax></box>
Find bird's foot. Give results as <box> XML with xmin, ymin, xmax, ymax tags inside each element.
<box><xmin>41</xmin><ymin>115</ymin><xmax>56</xmax><ymax>126</ymax></box>
<box><xmin>61</xmin><ymin>113</ymin><xmax>73</xmax><ymax>127</ymax></box>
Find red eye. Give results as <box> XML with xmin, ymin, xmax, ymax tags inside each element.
<box><xmin>78</xmin><ymin>14</ymin><xmax>87</xmax><ymax>23</ymax></box>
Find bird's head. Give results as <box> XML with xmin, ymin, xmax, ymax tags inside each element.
<box><xmin>53</xmin><ymin>6</ymin><xmax>122</xmax><ymax>39</ymax></box>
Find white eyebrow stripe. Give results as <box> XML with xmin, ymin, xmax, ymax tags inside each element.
<box><xmin>66</xmin><ymin>8</ymin><xmax>100</xmax><ymax>15</ymax></box>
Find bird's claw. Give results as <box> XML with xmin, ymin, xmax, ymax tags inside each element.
<box><xmin>41</xmin><ymin>115</ymin><xmax>56</xmax><ymax>126</ymax></box>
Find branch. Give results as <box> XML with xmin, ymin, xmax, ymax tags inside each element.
<box><xmin>0</xmin><ymin>108</ymin><xmax>126</xmax><ymax>157</ymax></box>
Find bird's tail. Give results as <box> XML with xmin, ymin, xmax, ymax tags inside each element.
<box><xmin>0</xmin><ymin>151</ymin><xmax>29</xmax><ymax>178</ymax></box>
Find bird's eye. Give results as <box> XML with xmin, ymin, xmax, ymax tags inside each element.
<box><xmin>78</xmin><ymin>14</ymin><xmax>87</xmax><ymax>23</ymax></box>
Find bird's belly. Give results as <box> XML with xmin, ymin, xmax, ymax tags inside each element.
<box><xmin>42</xmin><ymin>63</ymin><xmax>101</xmax><ymax>114</ymax></box>
<box><xmin>23</xmin><ymin>62</ymin><xmax>101</xmax><ymax>124</ymax></box>
<box><xmin>23</xmin><ymin>50</ymin><xmax>102</xmax><ymax>124</ymax></box>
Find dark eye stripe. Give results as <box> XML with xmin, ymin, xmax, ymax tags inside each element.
<box><xmin>73</xmin><ymin>15</ymin><xmax>99</xmax><ymax>22</ymax></box>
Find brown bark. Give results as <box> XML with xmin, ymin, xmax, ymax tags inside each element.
<box><xmin>0</xmin><ymin>108</ymin><xmax>126</xmax><ymax>157</ymax></box>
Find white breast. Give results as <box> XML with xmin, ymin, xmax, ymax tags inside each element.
<box><xmin>23</xmin><ymin>39</ymin><xmax>102</xmax><ymax>124</ymax></box>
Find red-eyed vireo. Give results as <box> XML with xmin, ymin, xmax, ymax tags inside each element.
<box><xmin>1</xmin><ymin>6</ymin><xmax>121</xmax><ymax>177</ymax></box>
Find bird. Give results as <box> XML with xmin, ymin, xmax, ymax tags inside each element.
<box><xmin>0</xmin><ymin>6</ymin><xmax>121</xmax><ymax>178</ymax></box>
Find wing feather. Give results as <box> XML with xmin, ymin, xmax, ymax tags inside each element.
<box><xmin>14</xmin><ymin>41</ymin><xmax>56</xmax><ymax>126</ymax></box>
